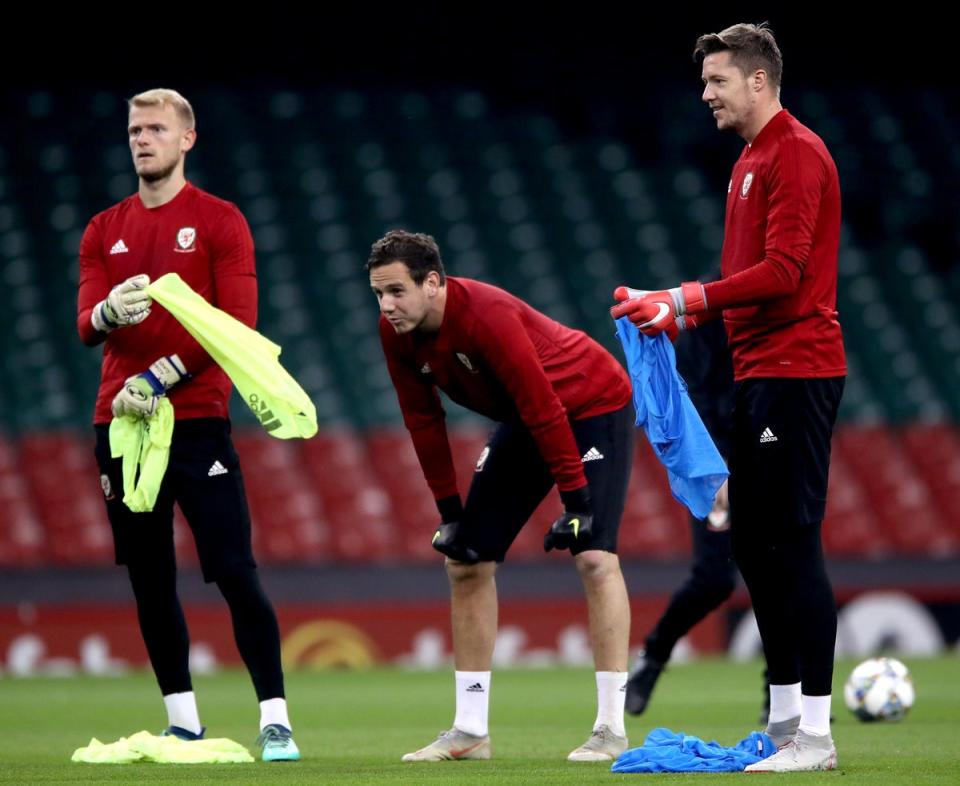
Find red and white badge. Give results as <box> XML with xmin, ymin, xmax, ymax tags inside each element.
<box><xmin>175</xmin><ymin>227</ymin><xmax>197</xmax><ymax>252</ymax></box>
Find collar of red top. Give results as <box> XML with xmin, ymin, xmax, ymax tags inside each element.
<box><xmin>748</xmin><ymin>109</ymin><xmax>792</xmax><ymax>153</ymax></box>
<box><xmin>134</xmin><ymin>181</ymin><xmax>194</xmax><ymax>213</ymax></box>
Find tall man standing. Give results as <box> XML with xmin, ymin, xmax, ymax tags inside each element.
<box><xmin>77</xmin><ymin>89</ymin><xmax>299</xmax><ymax>762</ymax></box>
<box><xmin>612</xmin><ymin>24</ymin><xmax>846</xmax><ymax>772</ymax></box>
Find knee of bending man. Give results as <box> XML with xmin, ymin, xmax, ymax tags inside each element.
<box><xmin>445</xmin><ymin>558</ymin><xmax>495</xmax><ymax>586</ymax></box>
<box><xmin>574</xmin><ymin>549</ymin><xmax>621</xmax><ymax>582</ymax></box>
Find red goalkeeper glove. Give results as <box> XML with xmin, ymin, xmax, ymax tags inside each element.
<box><xmin>610</xmin><ymin>282</ymin><xmax>707</xmax><ymax>338</ymax></box>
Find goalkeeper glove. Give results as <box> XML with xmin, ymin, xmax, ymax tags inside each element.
<box><xmin>431</xmin><ymin>495</ymin><xmax>480</xmax><ymax>563</ymax></box>
<box><xmin>544</xmin><ymin>486</ymin><xmax>594</xmax><ymax>552</ymax></box>
<box><xmin>609</xmin><ymin>282</ymin><xmax>707</xmax><ymax>338</ymax></box>
<box><xmin>111</xmin><ymin>355</ymin><xmax>188</xmax><ymax>418</ymax></box>
<box><xmin>91</xmin><ymin>274</ymin><xmax>153</xmax><ymax>333</ymax></box>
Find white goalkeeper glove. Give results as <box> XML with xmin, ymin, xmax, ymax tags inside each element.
<box><xmin>111</xmin><ymin>355</ymin><xmax>188</xmax><ymax>418</ymax></box>
<box><xmin>91</xmin><ymin>274</ymin><xmax>153</xmax><ymax>333</ymax></box>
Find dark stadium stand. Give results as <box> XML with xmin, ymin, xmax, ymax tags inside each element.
<box><xmin>1</xmin><ymin>85</ymin><xmax>957</xmax><ymax>565</ymax></box>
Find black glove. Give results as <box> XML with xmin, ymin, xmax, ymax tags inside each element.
<box><xmin>431</xmin><ymin>495</ymin><xmax>480</xmax><ymax>563</ymax></box>
<box><xmin>544</xmin><ymin>486</ymin><xmax>594</xmax><ymax>552</ymax></box>
<box><xmin>432</xmin><ymin>521</ymin><xmax>481</xmax><ymax>563</ymax></box>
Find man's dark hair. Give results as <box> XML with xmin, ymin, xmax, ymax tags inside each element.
<box><xmin>694</xmin><ymin>22</ymin><xmax>783</xmax><ymax>91</ymax></box>
<box><xmin>367</xmin><ymin>229</ymin><xmax>446</xmax><ymax>285</ymax></box>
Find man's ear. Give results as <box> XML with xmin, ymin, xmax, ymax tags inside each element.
<box><xmin>181</xmin><ymin>128</ymin><xmax>197</xmax><ymax>154</ymax></box>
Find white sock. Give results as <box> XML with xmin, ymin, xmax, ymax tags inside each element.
<box><xmin>259</xmin><ymin>698</ymin><xmax>291</xmax><ymax>732</ymax></box>
<box><xmin>799</xmin><ymin>694</ymin><xmax>832</xmax><ymax>737</ymax></box>
<box><xmin>453</xmin><ymin>671</ymin><xmax>491</xmax><ymax>737</ymax></box>
<box><xmin>594</xmin><ymin>671</ymin><xmax>627</xmax><ymax>737</ymax></box>
<box><xmin>768</xmin><ymin>683</ymin><xmax>802</xmax><ymax>723</ymax></box>
<box><xmin>163</xmin><ymin>691</ymin><xmax>202</xmax><ymax>735</ymax></box>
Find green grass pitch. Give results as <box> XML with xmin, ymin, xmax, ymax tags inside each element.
<box><xmin>2</xmin><ymin>657</ymin><xmax>958</xmax><ymax>784</ymax></box>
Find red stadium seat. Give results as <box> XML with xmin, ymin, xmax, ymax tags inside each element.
<box><xmin>619</xmin><ymin>440</ymin><xmax>689</xmax><ymax>559</ymax></box>
<box><xmin>299</xmin><ymin>429</ymin><xmax>397</xmax><ymax>561</ymax></box>
<box><xmin>0</xmin><ymin>435</ymin><xmax>45</xmax><ymax>566</ymax></box>
<box><xmin>822</xmin><ymin>450</ymin><xmax>892</xmax><ymax>557</ymax></box>
<box><xmin>233</xmin><ymin>430</ymin><xmax>329</xmax><ymax>563</ymax></box>
<box><xmin>365</xmin><ymin>429</ymin><xmax>437</xmax><ymax>560</ymax></box>
<box><xmin>19</xmin><ymin>432</ymin><xmax>114</xmax><ymax>565</ymax></box>
<box><xmin>900</xmin><ymin>424</ymin><xmax>960</xmax><ymax>540</ymax></box>
<box><xmin>834</xmin><ymin>426</ymin><xmax>958</xmax><ymax>557</ymax></box>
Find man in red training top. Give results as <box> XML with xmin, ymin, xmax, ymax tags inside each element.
<box><xmin>370</xmin><ymin>229</ymin><xmax>634</xmax><ymax>763</ymax></box>
<box><xmin>612</xmin><ymin>23</ymin><xmax>846</xmax><ymax>772</ymax></box>
<box><xmin>76</xmin><ymin>88</ymin><xmax>298</xmax><ymax>762</ymax></box>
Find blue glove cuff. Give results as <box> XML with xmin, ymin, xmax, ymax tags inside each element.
<box><xmin>99</xmin><ymin>302</ymin><xmax>119</xmax><ymax>329</ymax></box>
<box><xmin>138</xmin><ymin>369</ymin><xmax>166</xmax><ymax>396</ymax></box>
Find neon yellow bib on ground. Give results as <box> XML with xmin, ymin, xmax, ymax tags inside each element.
<box><xmin>146</xmin><ymin>273</ymin><xmax>318</xmax><ymax>439</ymax></box>
<box><xmin>71</xmin><ymin>730</ymin><xmax>253</xmax><ymax>764</ymax></box>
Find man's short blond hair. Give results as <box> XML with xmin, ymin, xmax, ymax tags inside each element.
<box><xmin>128</xmin><ymin>88</ymin><xmax>195</xmax><ymax>130</ymax></box>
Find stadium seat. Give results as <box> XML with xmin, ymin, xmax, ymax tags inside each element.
<box><xmin>364</xmin><ymin>430</ymin><xmax>437</xmax><ymax>560</ymax></box>
<box><xmin>619</xmin><ymin>440</ymin><xmax>690</xmax><ymax>559</ymax></box>
<box><xmin>0</xmin><ymin>434</ymin><xmax>45</xmax><ymax>566</ymax></box>
<box><xmin>822</xmin><ymin>447</ymin><xmax>892</xmax><ymax>558</ymax></box>
<box><xmin>835</xmin><ymin>426</ymin><xmax>958</xmax><ymax>556</ymax></box>
<box><xmin>233</xmin><ymin>431</ymin><xmax>329</xmax><ymax>563</ymax></box>
<box><xmin>900</xmin><ymin>423</ymin><xmax>960</xmax><ymax>540</ymax></box>
<box><xmin>18</xmin><ymin>432</ymin><xmax>113</xmax><ymax>565</ymax></box>
<box><xmin>299</xmin><ymin>429</ymin><xmax>398</xmax><ymax>561</ymax></box>
<box><xmin>2</xmin><ymin>84</ymin><xmax>958</xmax><ymax>567</ymax></box>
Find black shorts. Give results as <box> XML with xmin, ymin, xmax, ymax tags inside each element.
<box><xmin>729</xmin><ymin>377</ymin><xmax>844</xmax><ymax>531</ymax></box>
<box><xmin>94</xmin><ymin>418</ymin><xmax>256</xmax><ymax>582</ymax></box>
<box><xmin>458</xmin><ymin>402</ymin><xmax>635</xmax><ymax>562</ymax></box>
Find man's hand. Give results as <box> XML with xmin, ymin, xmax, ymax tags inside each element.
<box><xmin>111</xmin><ymin>355</ymin><xmax>188</xmax><ymax>418</ymax></box>
<box><xmin>544</xmin><ymin>486</ymin><xmax>594</xmax><ymax>552</ymax></box>
<box><xmin>610</xmin><ymin>282</ymin><xmax>707</xmax><ymax>337</ymax></box>
<box><xmin>430</xmin><ymin>495</ymin><xmax>480</xmax><ymax>562</ymax></box>
<box><xmin>91</xmin><ymin>274</ymin><xmax>152</xmax><ymax>333</ymax></box>
<box><xmin>432</xmin><ymin>521</ymin><xmax>480</xmax><ymax>563</ymax></box>
<box><xmin>543</xmin><ymin>510</ymin><xmax>594</xmax><ymax>552</ymax></box>
<box><xmin>707</xmin><ymin>478</ymin><xmax>730</xmax><ymax>531</ymax></box>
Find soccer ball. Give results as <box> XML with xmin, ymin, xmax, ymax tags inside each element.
<box><xmin>843</xmin><ymin>657</ymin><xmax>915</xmax><ymax>722</ymax></box>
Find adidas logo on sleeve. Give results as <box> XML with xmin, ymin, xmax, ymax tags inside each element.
<box><xmin>760</xmin><ymin>428</ymin><xmax>778</xmax><ymax>443</ymax></box>
<box><xmin>581</xmin><ymin>447</ymin><xmax>605</xmax><ymax>462</ymax></box>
